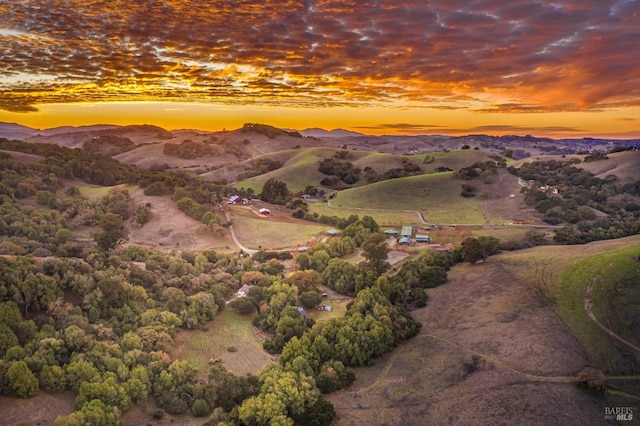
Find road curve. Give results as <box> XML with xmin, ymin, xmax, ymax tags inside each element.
<box><xmin>584</xmin><ymin>277</ymin><xmax>640</xmax><ymax>354</ymax></box>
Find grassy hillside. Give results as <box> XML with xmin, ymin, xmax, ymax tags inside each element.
<box><xmin>233</xmin><ymin>147</ymin><xmax>502</xmax><ymax>194</ymax></box>
<box><xmin>499</xmin><ymin>236</ymin><xmax>640</xmax><ymax>374</ymax></box>
<box><xmin>202</xmin><ymin>149</ymin><xmax>302</xmax><ymax>184</ymax></box>
<box><xmin>234</xmin><ymin>147</ymin><xmax>340</xmax><ymax>192</ymax></box>
<box><xmin>230</xmin><ymin>205</ymin><xmax>331</xmax><ymax>249</ymax></box>
<box><xmin>578</xmin><ymin>150</ymin><xmax>640</xmax><ymax>184</ymax></box>
<box><xmin>115</xmin><ymin>142</ymin><xmax>236</xmax><ymax>169</ymax></box>
<box><xmin>328</xmin><ymin>172</ymin><xmax>488</xmax><ymax>224</ymax></box>
<box><xmin>306</xmin><ymin>202</ymin><xmax>423</xmax><ymax>226</ymax></box>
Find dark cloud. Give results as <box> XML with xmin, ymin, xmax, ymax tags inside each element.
<box><xmin>0</xmin><ymin>0</ymin><xmax>639</xmax><ymax>112</ymax></box>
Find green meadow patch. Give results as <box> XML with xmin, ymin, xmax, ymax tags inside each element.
<box><xmin>77</xmin><ymin>184</ymin><xmax>138</xmax><ymax>200</ymax></box>
<box><xmin>174</xmin><ymin>310</ymin><xmax>274</xmax><ymax>379</ymax></box>
<box><xmin>329</xmin><ymin>173</ymin><xmax>487</xmax><ymax>224</ymax></box>
<box><xmin>230</xmin><ymin>206</ymin><xmax>330</xmax><ymax>249</ymax></box>
<box><xmin>235</xmin><ymin>147</ymin><xmax>339</xmax><ymax>192</ymax></box>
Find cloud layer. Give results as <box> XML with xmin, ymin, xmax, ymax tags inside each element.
<box><xmin>1</xmin><ymin>0</ymin><xmax>639</xmax><ymax>113</ymax></box>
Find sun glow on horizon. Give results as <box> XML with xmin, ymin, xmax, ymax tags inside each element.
<box><xmin>1</xmin><ymin>101</ymin><xmax>639</xmax><ymax>140</ymax></box>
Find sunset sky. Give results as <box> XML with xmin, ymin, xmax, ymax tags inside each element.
<box><xmin>1</xmin><ymin>0</ymin><xmax>639</xmax><ymax>138</ymax></box>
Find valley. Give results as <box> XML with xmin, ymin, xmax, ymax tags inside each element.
<box><xmin>0</xmin><ymin>122</ymin><xmax>638</xmax><ymax>425</ymax></box>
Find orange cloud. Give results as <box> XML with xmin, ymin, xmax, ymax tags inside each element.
<box><xmin>0</xmin><ymin>0</ymin><xmax>638</xmax><ymax>116</ymax></box>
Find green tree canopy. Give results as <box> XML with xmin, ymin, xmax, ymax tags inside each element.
<box><xmin>260</xmin><ymin>178</ymin><xmax>289</xmax><ymax>205</ymax></box>
<box><xmin>7</xmin><ymin>360</ymin><xmax>39</xmax><ymax>397</ymax></box>
<box><xmin>92</xmin><ymin>213</ymin><xmax>128</xmax><ymax>253</ymax></box>
<box><xmin>461</xmin><ymin>236</ymin><xmax>500</xmax><ymax>264</ymax></box>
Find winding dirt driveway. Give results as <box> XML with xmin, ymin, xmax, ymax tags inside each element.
<box><xmin>584</xmin><ymin>277</ymin><xmax>640</xmax><ymax>353</ymax></box>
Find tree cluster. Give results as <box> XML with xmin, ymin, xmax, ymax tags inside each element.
<box><xmin>0</xmin><ymin>244</ymin><xmax>254</xmax><ymax>423</ymax></box>
<box><xmin>318</xmin><ymin>157</ymin><xmax>361</xmax><ymax>185</ymax></box>
<box><xmin>82</xmin><ymin>135</ymin><xmax>136</xmax><ymax>156</ymax></box>
<box><xmin>163</xmin><ymin>140</ymin><xmax>223</xmax><ymax>159</ymax></box>
<box><xmin>511</xmin><ymin>159</ymin><xmax>640</xmax><ymax>243</ymax></box>
<box><xmin>260</xmin><ymin>178</ymin><xmax>290</xmax><ymax>205</ymax></box>
<box><xmin>237</xmin><ymin>158</ymin><xmax>284</xmax><ymax>180</ymax></box>
<box><xmin>240</xmin><ymin>123</ymin><xmax>302</xmax><ymax>139</ymax></box>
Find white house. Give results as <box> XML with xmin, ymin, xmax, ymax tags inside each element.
<box><xmin>236</xmin><ymin>284</ymin><xmax>251</xmax><ymax>298</ymax></box>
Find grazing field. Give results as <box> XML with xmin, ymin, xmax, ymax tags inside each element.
<box><xmin>230</xmin><ymin>205</ymin><xmax>330</xmax><ymax>249</ymax></box>
<box><xmin>234</xmin><ymin>147</ymin><xmax>339</xmax><ymax>192</ymax></box>
<box><xmin>307</xmin><ymin>202</ymin><xmax>424</xmax><ymax>227</ymax></box>
<box><xmin>500</xmin><ymin>236</ymin><xmax>640</xmax><ymax>374</ymax></box>
<box><xmin>128</xmin><ymin>189</ymin><xmax>234</xmax><ymax>252</ymax></box>
<box><xmin>327</xmin><ymin>261</ymin><xmax>608</xmax><ymax>425</ymax></box>
<box><xmin>172</xmin><ymin>310</ymin><xmax>274</xmax><ymax>379</ymax></box>
<box><xmin>329</xmin><ymin>172</ymin><xmax>488</xmax><ymax>224</ymax></box>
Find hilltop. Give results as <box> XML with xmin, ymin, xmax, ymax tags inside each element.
<box><xmin>2</xmin><ymin>121</ymin><xmax>638</xmax><ymax>162</ymax></box>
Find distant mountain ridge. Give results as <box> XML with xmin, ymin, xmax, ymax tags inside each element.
<box><xmin>1</xmin><ymin>122</ymin><xmax>638</xmax><ymax>158</ymax></box>
<box><xmin>299</xmin><ymin>128</ymin><xmax>365</xmax><ymax>138</ymax></box>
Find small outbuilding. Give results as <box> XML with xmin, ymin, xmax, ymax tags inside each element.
<box><xmin>228</xmin><ymin>195</ymin><xmax>249</xmax><ymax>205</ymax></box>
<box><xmin>415</xmin><ymin>234</ymin><xmax>431</xmax><ymax>243</ymax></box>
<box><xmin>400</xmin><ymin>226</ymin><xmax>413</xmax><ymax>237</ymax></box>
<box><xmin>236</xmin><ymin>284</ymin><xmax>251</xmax><ymax>298</ymax></box>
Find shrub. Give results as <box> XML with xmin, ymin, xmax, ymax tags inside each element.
<box><xmin>192</xmin><ymin>399</ymin><xmax>210</xmax><ymax>417</ymax></box>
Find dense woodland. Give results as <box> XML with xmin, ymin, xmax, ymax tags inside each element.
<box><xmin>509</xmin><ymin>156</ymin><xmax>640</xmax><ymax>243</ymax></box>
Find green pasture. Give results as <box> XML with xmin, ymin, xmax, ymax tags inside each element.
<box><xmin>307</xmin><ymin>202</ymin><xmax>423</xmax><ymax>227</ymax></box>
<box><xmin>328</xmin><ymin>173</ymin><xmax>487</xmax><ymax>224</ymax></box>
<box><xmin>230</xmin><ymin>206</ymin><xmax>330</xmax><ymax>249</ymax></box>
<box><xmin>234</xmin><ymin>147</ymin><xmax>338</xmax><ymax>192</ymax></box>
<box><xmin>176</xmin><ymin>309</ymin><xmax>273</xmax><ymax>379</ymax></box>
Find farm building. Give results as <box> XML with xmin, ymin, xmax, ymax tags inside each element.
<box><xmin>258</xmin><ymin>208</ymin><xmax>271</xmax><ymax>216</ymax></box>
<box><xmin>400</xmin><ymin>226</ymin><xmax>413</xmax><ymax>237</ymax></box>
<box><xmin>415</xmin><ymin>234</ymin><xmax>431</xmax><ymax>243</ymax></box>
<box><xmin>325</xmin><ymin>229</ymin><xmax>339</xmax><ymax>236</ymax></box>
<box><xmin>228</xmin><ymin>195</ymin><xmax>249</xmax><ymax>205</ymax></box>
<box><xmin>398</xmin><ymin>236</ymin><xmax>411</xmax><ymax>245</ymax></box>
<box><xmin>384</xmin><ymin>229</ymin><xmax>399</xmax><ymax>236</ymax></box>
